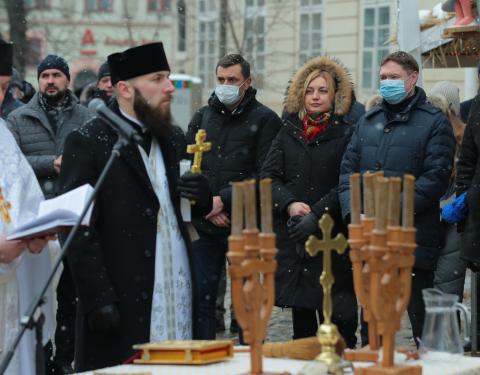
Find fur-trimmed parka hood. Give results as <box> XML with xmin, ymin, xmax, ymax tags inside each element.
<box><xmin>285</xmin><ymin>56</ymin><xmax>354</xmax><ymax>116</ymax></box>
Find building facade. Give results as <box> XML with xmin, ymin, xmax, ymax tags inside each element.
<box><xmin>0</xmin><ymin>0</ymin><xmax>180</xmax><ymax>95</ymax></box>
<box><xmin>0</xmin><ymin>0</ymin><xmax>473</xmax><ymax>113</ymax></box>
<box><xmin>178</xmin><ymin>0</ymin><xmax>471</xmax><ymax>112</ymax></box>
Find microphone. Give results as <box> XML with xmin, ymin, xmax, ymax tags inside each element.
<box><xmin>88</xmin><ymin>98</ymin><xmax>143</xmax><ymax>144</ymax></box>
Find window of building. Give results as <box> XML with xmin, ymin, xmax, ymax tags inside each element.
<box><xmin>197</xmin><ymin>0</ymin><xmax>217</xmax><ymax>89</ymax></box>
<box><xmin>361</xmin><ymin>2</ymin><xmax>391</xmax><ymax>94</ymax></box>
<box><xmin>199</xmin><ymin>0</ymin><xmax>216</xmax><ymax>13</ymax></box>
<box><xmin>25</xmin><ymin>37</ymin><xmax>42</xmax><ymax>67</ymax></box>
<box><xmin>299</xmin><ymin>0</ymin><xmax>323</xmax><ymax>64</ymax></box>
<box><xmin>147</xmin><ymin>0</ymin><xmax>172</xmax><ymax>12</ymax></box>
<box><xmin>177</xmin><ymin>0</ymin><xmax>186</xmax><ymax>52</ymax></box>
<box><xmin>85</xmin><ymin>0</ymin><xmax>113</xmax><ymax>13</ymax></box>
<box><xmin>24</xmin><ymin>0</ymin><xmax>50</xmax><ymax>10</ymax></box>
<box><xmin>245</xmin><ymin>0</ymin><xmax>266</xmax><ymax>89</ymax></box>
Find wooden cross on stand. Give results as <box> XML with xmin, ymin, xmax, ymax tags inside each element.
<box><xmin>0</xmin><ymin>187</ymin><xmax>12</xmax><ymax>224</ymax></box>
<box><xmin>186</xmin><ymin>129</ymin><xmax>211</xmax><ymax>174</ymax></box>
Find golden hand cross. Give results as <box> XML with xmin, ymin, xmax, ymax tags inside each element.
<box><xmin>305</xmin><ymin>213</ymin><xmax>347</xmax><ymax>324</ymax></box>
<box><xmin>186</xmin><ymin>129</ymin><xmax>211</xmax><ymax>174</ymax></box>
<box><xmin>0</xmin><ymin>187</ymin><xmax>12</xmax><ymax>224</ymax></box>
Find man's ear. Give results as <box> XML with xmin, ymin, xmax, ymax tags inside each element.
<box><xmin>410</xmin><ymin>71</ymin><xmax>419</xmax><ymax>87</ymax></box>
<box><xmin>116</xmin><ymin>80</ymin><xmax>134</xmax><ymax>100</ymax></box>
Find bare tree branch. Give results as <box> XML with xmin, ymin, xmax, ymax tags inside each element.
<box><xmin>122</xmin><ymin>0</ymin><xmax>135</xmax><ymax>47</ymax></box>
<box><xmin>3</xmin><ymin>0</ymin><xmax>27</xmax><ymax>75</ymax></box>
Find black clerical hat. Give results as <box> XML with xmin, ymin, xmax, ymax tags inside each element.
<box><xmin>0</xmin><ymin>40</ymin><xmax>13</xmax><ymax>76</ymax></box>
<box><xmin>108</xmin><ymin>42</ymin><xmax>170</xmax><ymax>84</ymax></box>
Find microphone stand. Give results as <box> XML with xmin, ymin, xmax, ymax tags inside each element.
<box><xmin>0</xmin><ymin>132</ymin><xmax>134</xmax><ymax>374</ymax></box>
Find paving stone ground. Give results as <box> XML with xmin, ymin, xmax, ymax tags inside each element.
<box><xmin>217</xmin><ymin>270</ymin><xmax>475</xmax><ymax>351</ymax></box>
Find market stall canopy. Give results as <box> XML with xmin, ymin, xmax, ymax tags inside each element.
<box><xmin>421</xmin><ymin>17</ymin><xmax>480</xmax><ymax>68</ymax></box>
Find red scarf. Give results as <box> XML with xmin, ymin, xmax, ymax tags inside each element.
<box><xmin>302</xmin><ymin>112</ymin><xmax>331</xmax><ymax>142</ymax></box>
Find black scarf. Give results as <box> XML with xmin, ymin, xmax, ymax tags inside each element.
<box><xmin>38</xmin><ymin>91</ymin><xmax>72</xmax><ymax>134</ymax></box>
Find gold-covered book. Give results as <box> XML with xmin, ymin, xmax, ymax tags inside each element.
<box><xmin>133</xmin><ymin>340</ymin><xmax>234</xmax><ymax>365</ymax></box>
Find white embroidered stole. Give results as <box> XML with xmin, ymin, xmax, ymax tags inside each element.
<box><xmin>0</xmin><ymin>181</ymin><xmax>20</xmax><ymax>374</ymax></box>
<box><xmin>138</xmin><ymin>139</ymin><xmax>192</xmax><ymax>341</ymax></box>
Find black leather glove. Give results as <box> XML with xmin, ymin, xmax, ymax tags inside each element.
<box><xmin>87</xmin><ymin>304</ymin><xmax>120</xmax><ymax>335</ymax></box>
<box><xmin>288</xmin><ymin>212</ymin><xmax>319</xmax><ymax>243</ymax></box>
<box><xmin>178</xmin><ymin>172</ymin><xmax>211</xmax><ymax>208</ymax></box>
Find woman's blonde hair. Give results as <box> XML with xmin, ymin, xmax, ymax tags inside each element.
<box><xmin>299</xmin><ymin>69</ymin><xmax>336</xmax><ymax>120</ymax></box>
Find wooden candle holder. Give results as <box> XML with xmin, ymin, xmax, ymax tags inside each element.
<box><xmin>346</xmin><ymin>174</ymin><xmax>422</xmax><ymax>375</ymax></box>
<box><xmin>227</xmin><ymin>180</ymin><xmax>285</xmax><ymax>375</ymax></box>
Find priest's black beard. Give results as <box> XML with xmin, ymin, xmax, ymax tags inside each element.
<box><xmin>133</xmin><ymin>88</ymin><xmax>173</xmax><ymax>139</ymax></box>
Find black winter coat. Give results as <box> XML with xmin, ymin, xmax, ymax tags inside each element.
<box><xmin>261</xmin><ymin>113</ymin><xmax>355</xmax><ymax>309</ymax></box>
<box><xmin>339</xmin><ymin>88</ymin><xmax>455</xmax><ymax>270</ymax></box>
<box><xmin>186</xmin><ymin>88</ymin><xmax>281</xmax><ymax>235</ymax></box>
<box><xmin>58</xmin><ymin>101</ymin><xmax>210</xmax><ymax>371</ymax></box>
<box><xmin>457</xmin><ymin>94</ymin><xmax>480</xmax><ymax>266</ymax></box>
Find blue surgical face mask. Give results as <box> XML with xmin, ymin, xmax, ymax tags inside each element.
<box><xmin>215</xmin><ymin>78</ymin><xmax>248</xmax><ymax>105</ymax></box>
<box><xmin>379</xmin><ymin>79</ymin><xmax>407</xmax><ymax>105</ymax></box>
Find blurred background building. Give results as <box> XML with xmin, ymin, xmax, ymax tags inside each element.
<box><xmin>0</xmin><ymin>0</ymin><xmax>477</xmax><ymax>122</ymax></box>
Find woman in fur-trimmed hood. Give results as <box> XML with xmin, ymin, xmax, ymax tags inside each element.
<box><xmin>261</xmin><ymin>56</ymin><xmax>358</xmax><ymax>347</ymax></box>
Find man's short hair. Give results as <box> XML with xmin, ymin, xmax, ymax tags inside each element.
<box><xmin>380</xmin><ymin>51</ymin><xmax>419</xmax><ymax>74</ymax></box>
<box><xmin>216</xmin><ymin>54</ymin><xmax>250</xmax><ymax>79</ymax></box>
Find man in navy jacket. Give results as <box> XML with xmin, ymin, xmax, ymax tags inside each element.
<box><xmin>338</xmin><ymin>51</ymin><xmax>455</xmax><ymax>347</ymax></box>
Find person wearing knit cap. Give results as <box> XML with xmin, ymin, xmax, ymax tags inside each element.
<box><xmin>85</xmin><ymin>61</ymin><xmax>113</xmax><ymax>105</ymax></box>
<box><xmin>96</xmin><ymin>61</ymin><xmax>113</xmax><ymax>98</ymax></box>
<box><xmin>6</xmin><ymin>53</ymin><xmax>91</xmax><ymax>374</ymax></box>
<box><xmin>6</xmin><ymin>52</ymin><xmax>90</xmax><ymax>198</ymax></box>
<box><xmin>0</xmin><ymin>39</ymin><xmax>57</xmax><ymax>375</ymax></box>
<box><xmin>430</xmin><ymin>80</ymin><xmax>461</xmax><ymax>116</ymax></box>
<box><xmin>36</xmin><ymin>54</ymin><xmax>70</xmax><ymax>105</ymax></box>
<box><xmin>58</xmin><ymin>42</ymin><xmax>212</xmax><ymax>371</ymax></box>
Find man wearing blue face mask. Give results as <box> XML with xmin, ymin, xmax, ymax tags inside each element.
<box><xmin>338</xmin><ymin>51</ymin><xmax>455</xmax><ymax>347</ymax></box>
<box><xmin>186</xmin><ymin>54</ymin><xmax>281</xmax><ymax>339</ymax></box>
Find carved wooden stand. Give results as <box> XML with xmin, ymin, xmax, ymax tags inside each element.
<box><xmin>346</xmin><ymin>173</ymin><xmax>422</xmax><ymax>375</ymax></box>
<box><xmin>227</xmin><ymin>180</ymin><xmax>287</xmax><ymax>375</ymax></box>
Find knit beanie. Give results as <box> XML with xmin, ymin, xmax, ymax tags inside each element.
<box><xmin>430</xmin><ymin>80</ymin><xmax>460</xmax><ymax>116</ymax></box>
<box><xmin>97</xmin><ymin>61</ymin><xmax>110</xmax><ymax>82</ymax></box>
<box><xmin>37</xmin><ymin>54</ymin><xmax>70</xmax><ymax>81</ymax></box>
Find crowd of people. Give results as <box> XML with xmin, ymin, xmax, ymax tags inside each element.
<box><xmin>0</xmin><ymin>36</ymin><xmax>478</xmax><ymax>374</ymax></box>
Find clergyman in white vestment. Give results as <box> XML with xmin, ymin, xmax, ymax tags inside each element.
<box><xmin>0</xmin><ymin>120</ymin><xmax>56</xmax><ymax>375</ymax></box>
<box><xmin>121</xmin><ymin>109</ymin><xmax>192</xmax><ymax>342</ymax></box>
